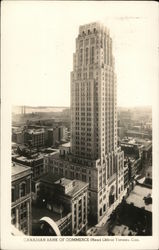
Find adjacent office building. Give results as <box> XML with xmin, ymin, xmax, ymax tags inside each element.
<box><xmin>33</xmin><ymin>174</ymin><xmax>88</xmax><ymax>235</ymax></box>
<box><xmin>50</xmin><ymin>22</ymin><xmax>125</xmax><ymax>223</ymax></box>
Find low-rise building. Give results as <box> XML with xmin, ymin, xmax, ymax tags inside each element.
<box><xmin>125</xmin><ymin>184</ymin><xmax>152</xmax><ymax>235</ymax></box>
<box><xmin>12</xmin><ymin>154</ymin><xmax>44</xmax><ymax>181</ymax></box>
<box><xmin>47</xmin><ymin>149</ymin><xmax>125</xmax><ymax>224</ymax></box>
<box><xmin>33</xmin><ymin>174</ymin><xmax>88</xmax><ymax>236</ymax></box>
<box><xmin>126</xmin><ymin>130</ymin><xmax>152</xmax><ymax>140</ymax></box>
<box><xmin>11</xmin><ymin>162</ymin><xmax>32</xmax><ymax>235</ymax></box>
<box><xmin>126</xmin><ymin>157</ymin><xmax>141</xmax><ymax>180</ymax></box>
<box><xmin>12</xmin><ymin>130</ymin><xmax>24</xmax><ymax>144</ymax></box>
<box><xmin>108</xmin><ymin>184</ymin><xmax>152</xmax><ymax>236</ymax></box>
<box><xmin>12</xmin><ymin>149</ymin><xmax>59</xmax><ymax>201</ymax></box>
<box><xmin>24</xmin><ymin>129</ymin><xmax>45</xmax><ymax>148</ymax></box>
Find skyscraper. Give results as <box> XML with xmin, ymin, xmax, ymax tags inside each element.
<box><xmin>71</xmin><ymin>22</ymin><xmax>125</xmax><ymax>220</ymax></box>
<box><xmin>50</xmin><ymin>22</ymin><xmax>125</xmax><ymax>224</ymax></box>
<box><xmin>71</xmin><ymin>22</ymin><xmax>117</xmax><ymax>160</ymax></box>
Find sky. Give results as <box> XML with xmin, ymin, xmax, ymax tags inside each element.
<box><xmin>2</xmin><ymin>1</ymin><xmax>158</xmax><ymax>107</ymax></box>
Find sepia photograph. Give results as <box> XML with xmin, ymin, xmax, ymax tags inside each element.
<box><xmin>1</xmin><ymin>1</ymin><xmax>159</xmax><ymax>249</ymax></box>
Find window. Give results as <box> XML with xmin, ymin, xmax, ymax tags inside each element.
<box><xmin>86</xmin><ymin>48</ymin><xmax>89</xmax><ymax>65</ymax></box>
<box><xmin>20</xmin><ymin>182</ymin><xmax>26</xmax><ymax>197</ymax></box>
<box><xmin>103</xmin><ymin>204</ymin><xmax>106</xmax><ymax>212</ymax></box>
<box><xmin>70</xmin><ymin>171</ymin><xmax>74</xmax><ymax>179</ymax></box>
<box><xmin>82</xmin><ymin>174</ymin><xmax>86</xmax><ymax>182</ymax></box>
<box><xmin>91</xmin><ymin>47</ymin><xmax>94</xmax><ymax>64</ymax></box>
<box><xmin>100</xmin><ymin>208</ymin><xmax>102</xmax><ymax>216</ymax></box>
<box><xmin>76</xmin><ymin>173</ymin><xmax>79</xmax><ymax>179</ymax></box>
<box><xmin>12</xmin><ymin>187</ymin><xmax>15</xmax><ymax>202</ymax></box>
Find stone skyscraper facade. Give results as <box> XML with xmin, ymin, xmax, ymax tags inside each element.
<box><xmin>71</xmin><ymin>22</ymin><xmax>117</xmax><ymax>160</ymax></box>
<box><xmin>50</xmin><ymin>22</ymin><xmax>125</xmax><ymax>224</ymax></box>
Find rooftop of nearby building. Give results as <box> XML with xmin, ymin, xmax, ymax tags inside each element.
<box><xmin>121</xmin><ymin>137</ymin><xmax>152</xmax><ymax>150</ymax></box>
<box><xmin>12</xmin><ymin>162</ymin><xmax>31</xmax><ymax>178</ymax></box>
<box><xmin>40</xmin><ymin>174</ymin><xmax>88</xmax><ymax>198</ymax></box>
<box><xmin>126</xmin><ymin>185</ymin><xmax>152</xmax><ymax>212</ymax></box>
<box><xmin>60</xmin><ymin>142</ymin><xmax>71</xmax><ymax>148</ymax></box>
<box><xmin>40</xmin><ymin>148</ymin><xmax>59</xmax><ymax>155</ymax></box>
<box><xmin>14</xmin><ymin>151</ymin><xmax>46</xmax><ymax>162</ymax></box>
<box><xmin>55</xmin><ymin>178</ymin><xmax>88</xmax><ymax>197</ymax></box>
<box><xmin>27</xmin><ymin>128</ymin><xmax>45</xmax><ymax>134</ymax></box>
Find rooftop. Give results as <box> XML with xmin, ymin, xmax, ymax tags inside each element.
<box><xmin>126</xmin><ymin>185</ymin><xmax>152</xmax><ymax>212</ymax></box>
<box><xmin>12</xmin><ymin>162</ymin><xmax>31</xmax><ymax>177</ymax></box>
<box><xmin>60</xmin><ymin>142</ymin><xmax>71</xmax><ymax>148</ymax></box>
<box><xmin>16</xmin><ymin>153</ymin><xmax>44</xmax><ymax>162</ymax></box>
<box><xmin>66</xmin><ymin>179</ymin><xmax>88</xmax><ymax>197</ymax></box>
<box><xmin>40</xmin><ymin>174</ymin><xmax>88</xmax><ymax>198</ymax></box>
<box><xmin>121</xmin><ymin>137</ymin><xmax>152</xmax><ymax>151</ymax></box>
<box><xmin>27</xmin><ymin>129</ymin><xmax>45</xmax><ymax>134</ymax></box>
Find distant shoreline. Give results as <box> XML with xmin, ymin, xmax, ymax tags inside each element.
<box><xmin>12</xmin><ymin>105</ymin><xmax>152</xmax><ymax>115</ymax></box>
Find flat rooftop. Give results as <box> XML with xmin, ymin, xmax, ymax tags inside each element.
<box><xmin>126</xmin><ymin>185</ymin><xmax>152</xmax><ymax>212</ymax></box>
<box><xmin>12</xmin><ymin>162</ymin><xmax>31</xmax><ymax>177</ymax></box>
<box><xmin>66</xmin><ymin>180</ymin><xmax>88</xmax><ymax>197</ymax></box>
<box><xmin>27</xmin><ymin>129</ymin><xmax>45</xmax><ymax>134</ymax></box>
<box><xmin>40</xmin><ymin>174</ymin><xmax>88</xmax><ymax>198</ymax></box>
<box><xmin>61</xmin><ymin>142</ymin><xmax>71</xmax><ymax>148</ymax></box>
<box><xmin>16</xmin><ymin>153</ymin><xmax>44</xmax><ymax>162</ymax></box>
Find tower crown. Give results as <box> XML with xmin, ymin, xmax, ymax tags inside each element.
<box><xmin>79</xmin><ymin>22</ymin><xmax>110</xmax><ymax>36</ymax></box>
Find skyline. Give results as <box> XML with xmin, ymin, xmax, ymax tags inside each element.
<box><xmin>12</xmin><ymin>105</ymin><xmax>152</xmax><ymax>115</ymax></box>
<box><xmin>2</xmin><ymin>2</ymin><xmax>158</xmax><ymax>108</ymax></box>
